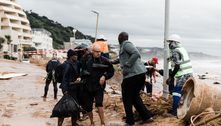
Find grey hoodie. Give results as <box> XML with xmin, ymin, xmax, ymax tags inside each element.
<box><xmin>119</xmin><ymin>40</ymin><xmax>146</xmax><ymax>79</ymax></box>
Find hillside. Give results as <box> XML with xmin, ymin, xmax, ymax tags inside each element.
<box><xmin>137</xmin><ymin>47</ymin><xmax>220</xmax><ymax>60</ymax></box>
<box><xmin>110</xmin><ymin>45</ymin><xmax>220</xmax><ymax>60</ymax></box>
<box><xmin>25</xmin><ymin>11</ymin><xmax>94</xmax><ymax>49</ymax></box>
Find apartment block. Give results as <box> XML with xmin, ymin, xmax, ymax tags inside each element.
<box><xmin>0</xmin><ymin>0</ymin><xmax>32</xmax><ymax>53</ymax></box>
<box><xmin>32</xmin><ymin>28</ymin><xmax>53</xmax><ymax>50</ymax></box>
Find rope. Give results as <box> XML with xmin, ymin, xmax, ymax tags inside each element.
<box><xmin>190</xmin><ymin>111</ymin><xmax>221</xmax><ymax>126</ymax></box>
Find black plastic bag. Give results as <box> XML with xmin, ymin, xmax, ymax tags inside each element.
<box><xmin>50</xmin><ymin>94</ymin><xmax>80</xmax><ymax>118</ymax></box>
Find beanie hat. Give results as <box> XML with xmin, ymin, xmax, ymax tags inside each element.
<box><xmin>67</xmin><ymin>49</ymin><xmax>77</xmax><ymax>59</ymax></box>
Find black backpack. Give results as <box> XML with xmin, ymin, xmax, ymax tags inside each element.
<box><xmin>55</xmin><ymin>62</ymin><xmax>66</xmax><ymax>83</ymax></box>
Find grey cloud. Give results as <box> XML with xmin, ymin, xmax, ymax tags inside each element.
<box><xmin>17</xmin><ymin>0</ymin><xmax>221</xmax><ymax>55</ymax></box>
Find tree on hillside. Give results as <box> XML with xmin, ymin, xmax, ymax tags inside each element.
<box><xmin>25</xmin><ymin>11</ymin><xmax>94</xmax><ymax>49</ymax></box>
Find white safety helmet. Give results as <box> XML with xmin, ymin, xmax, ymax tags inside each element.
<box><xmin>97</xmin><ymin>35</ymin><xmax>107</xmax><ymax>40</ymax></box>
<box><xmin>167</xmin><ymin>34</ymin><xmax>181</xmax><ymax>43</ymax></box>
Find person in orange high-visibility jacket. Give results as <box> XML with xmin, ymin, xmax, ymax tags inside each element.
<box><xmin>93</xmin><ymin>35</ymin><xmax>110</xmax><ymax>59</ymax></box>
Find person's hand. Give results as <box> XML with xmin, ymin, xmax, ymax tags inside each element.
<box><xmin>124</xmin><ymin>62</ymin><xmax>131</xmax><ymax>68</ymax></box>
<box><xmin>153</xmin><ymin>68</ymin><xmax>159</xmax><ymax>72</ymax></box>
<box><xmin>166</xmin><ymin>77</ymin><xmax>171</xmax><ymax>85</ymax></box>
<box><xmin>64</xmin><ymin>91</ymin><xmax>68</xmax><ymax>95</ymax></box>
<box><xmin>167</xmin><ymin>57</ymin><xmax>171</xmax><ymax>61</ymax></box>
<box><xmin>123</xmin><ymin>70</ymin><xmax>128</xmax><ymax>76</ymax></box>
<box><xmin>74</xmin><ymin>77</ymin><xmax>81</xmax><ymax>84</ymax></box>
<box><xmin>76</xmin><ymin>77</ymin><xmax>81</xmax><ymax>82</ymax></box>
<box><xmin>110</xmin><ymin>60</ymin><xmax>114</xmax><ymax>64</ymax></box>
<box><xmin>99</xmin><ymin>75</ymin><xmax>106</xmax><ymax>85</ymax></box>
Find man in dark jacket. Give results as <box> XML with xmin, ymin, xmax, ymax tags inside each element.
<box><xmin>43</xmin><ymin>53</ymin><xmax>60</xmax><ymax>99</ymax></box>
<box><xmin>82</xmin><ymin>44</ymin><xmax>114</xmax><ymax>126</ymax></box>
<box><xmin>74</xmin><ymin>44</ymin><xmax>90</xmax><ymax>121</ymax></box>
<box><xmin>58</xmin><ymin>49</ymin><xmax>81</xmax><ymax>126</ymax></box>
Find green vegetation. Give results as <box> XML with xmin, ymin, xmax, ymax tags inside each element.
<box><xmin>25</xmin><ymin>11</ymin><xmax>94</xmax><ymax>49</ymax></box>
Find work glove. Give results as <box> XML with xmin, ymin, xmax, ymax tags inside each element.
<box><xmin>166</xmin><ymin>77</ymin><xmax>174</xmax><ymax>85</ymax></box>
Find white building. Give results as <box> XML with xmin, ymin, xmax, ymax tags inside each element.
<box><xmin>32</xmin><ymin>28</ymin><xmax>53</xmax><ymax>50</ymax></box>
<box><xmin>0</xmin><ymin>0</ymin><xmax>32</xmax><ymax>53</ymax></box>
<box><xmin>64</xmin><ymin>38</ymin><xmax>92</xmax><ymax>50</ymax></box>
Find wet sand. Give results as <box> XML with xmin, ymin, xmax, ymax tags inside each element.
<box><xmin>0</xmin><ymin>59</ymin><xmax>59</xmax><ymax>126</ymax></box>
<box><xmin>0</xmin><ymin>59</ymin><xmax>125</xmax><ymax>126</ymax></box>
<box><xmin>1</xmin><ymin>59</ymin><xmax>221</xmax><ymax>126</ymax></box>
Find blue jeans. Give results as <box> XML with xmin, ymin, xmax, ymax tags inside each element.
<box><xmin>172</xmin><ymin>74</ymin><xmax>192</xmax><ymax>114</ymax></box>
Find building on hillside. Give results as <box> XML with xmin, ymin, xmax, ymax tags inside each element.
<box><xmin>32</xmin><ymin>28</ymin><xmax>53</xmax><ymax>50</ymax></box>
<box><xmin>63</xmin><ymin>41</ymin><xmax>77</xmax><ymax>50</ymax></box>
<box><xmin>0</xmin><ymin>0</ymin><xmax>32</xmax><ymax>53</ymax></box>
<box><xmin>64</xmin><ymin>37</ymin><xmax>91</xmax><ymax>50</ymax></box>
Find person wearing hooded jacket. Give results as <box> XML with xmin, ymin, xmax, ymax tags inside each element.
<box><xmin>43</xmin><ymin>53</ymin><xmax>60</xmax><ymax>99</ymax></box>
<box><xmin>58</xmin><ymin>49</ymin><xmax>81</xmax><ymax>126</ymax></box>
<box><xmin>74</xmin><ymin>43</ymin><xmax>90</xmax><ymax>121</ymax></box>
<box><xmin>166</xmin><ymin>34</ymin><xmax>193</xmax><ymax>116</ymax></box>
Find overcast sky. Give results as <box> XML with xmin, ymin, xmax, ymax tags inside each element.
<box><xmin>18</xmin><ymin>0</ymin><xmax>221</xmax><ymax>56</ymax></box>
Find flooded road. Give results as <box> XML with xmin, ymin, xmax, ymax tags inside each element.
<box><xmin>0</xmin><ymin>59</ymin><xmax>124</xmax><ymax>126</ymax></box>
<box><xmin>0</xmin><ymin>59</ymin><xmax>58</xmax><ymax>126</ymax></box>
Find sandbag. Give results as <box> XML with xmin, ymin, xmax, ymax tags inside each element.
<box><xmin>50</xmin><ymin>94</ymin><xmax>80</xmax><ymax>118</ymax></box>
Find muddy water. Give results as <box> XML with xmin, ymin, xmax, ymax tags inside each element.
<box><xmin>0</xmin><ymin>60</ymin><xmax>125</xmax><ymax>126</ymax></box>
<box><xmin>0</xmin><ymin>60</ymin><xmax>59</xmax><ymax>126</ymax></box>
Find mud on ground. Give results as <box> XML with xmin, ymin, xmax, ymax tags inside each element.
<box><xmin>0</xmin><ymin>59</ymin><xmax>185</xmax><ymax>126</ymax></box>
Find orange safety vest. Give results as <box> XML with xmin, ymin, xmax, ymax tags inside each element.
<box><xmin>93</xmin><ymin>41</ymin><xmax>109</xmax><ymax>53</ymax></box>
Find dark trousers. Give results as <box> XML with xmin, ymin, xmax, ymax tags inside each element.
<box><xmin>143</xmin><ymin>81</ymin><xmax>152</xmax><ymax>94</ymax></box>
<box><xmin>44</xmin><ymin>74</ymin><xmax>58</xmax><ymax>98</ymax></box>
<box><xmin>82</xmin><ymin>88</ymin><xmax>104</xmax><ymax>112</ymax></box>
<box><xmin>122</xmin><ymin>73</ymin><xmax>152</xmax><ymax>125</ymax></box>
<box><xmin>172</xmin><ymin>85</ymin><xmax>182</xmax><ymax>115</ymax></box>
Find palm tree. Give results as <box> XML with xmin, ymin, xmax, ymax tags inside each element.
<box><xmin>5</xmin><ymin>35</ymin><xmax>12</xmax><ymax>59</ymax></box>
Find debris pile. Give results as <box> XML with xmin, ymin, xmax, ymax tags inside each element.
<box><xmin>141</xmin><ymin>93</ymin><xmax>172</xmax><ymax>116</ymax></box>
<box><xmin>0</xmin><ymin>72</ymin><xmax>27</xmax><ymax>80</ymax></box>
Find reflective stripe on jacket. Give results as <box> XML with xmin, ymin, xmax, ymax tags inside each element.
<box><xmin>172</xmin><ymin>92</ymin><xmax>182</xmax><ymax>97</ymax></box>
<box><xmin>174</xmin><ymin>47</ymin><xmax>193</xmax><ymax>77</ymax></box>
